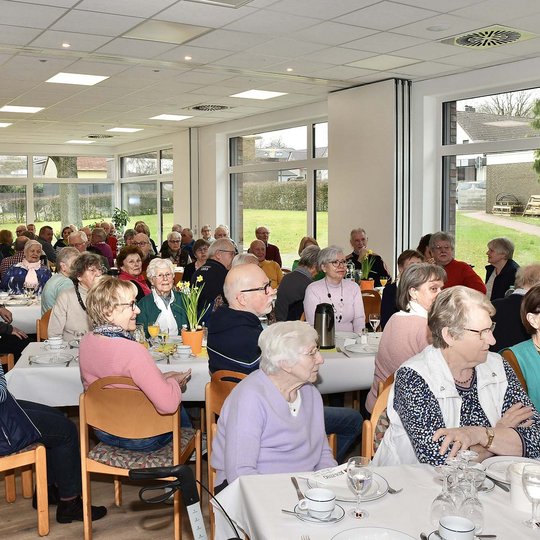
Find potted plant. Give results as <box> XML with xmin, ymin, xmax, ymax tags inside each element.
<box><xmin>177</xmin><ymin>276</ymin><xmax>210</xmax><ymax>354</ymax></box>
<box><xmin>360</xmin><ymin>250</ymin><xmax>376</xmax><ymax>290</ymax></box>
<box><xmin>111</xmin><ymin>207</ymin><xmax>129</xmax><ymax>236</ymax></box>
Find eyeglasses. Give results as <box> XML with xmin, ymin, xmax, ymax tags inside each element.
<box><xmin>156</xmin><ymin>272</ymin><xmax>173</xmax><ymax>280</ymax></box>
<box><xmin>304</xmin><ymin>347</ymin><xmax>320</xmax><ymax>357</ymax></box>
<box><xmin>328</xmin><ymin>259</ymin><xmax>347</xmax><ymax>268</ymax></box>
<box><xmin>240</xmin><ymin>281</ymin><xmax>272</xmax><ymax>295</ymax></box>
<box><xmin>433</xmin><ymin>244</ymin><xmax>452</xmax><ymax>251</ymax></box>
<box><xmin>116</xmin><ymin>300</ymin><xmax>137</xmax><ymax>311</ymax></box>
<box><xmin>218</xmin><ymin>249</ymin><xmax>238</xmax><ymax>255</ymax></box>
<box><xmin>133</xmin><ymin>241</ymin><xmax>149</xmax><ymax>246</ymax></box>
<box><xmin>168</xmin><ymin>239</ymin><xmax>181</xmax><ymax>243</ymax></box>
<box><xmin>464</xmin><ymin>322</ymin><xmax>496</xmax><ymax>340</ymax></box>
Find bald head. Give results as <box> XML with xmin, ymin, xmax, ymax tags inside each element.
<box><xmin>250</xmin><ymin>239</ymin><xmax>266</xmax><ymax>262</ymax></box>
<box><xmin>224</xmin><ymin>264</ymin><xmax>275</xmax><ymax>316</ymax></box>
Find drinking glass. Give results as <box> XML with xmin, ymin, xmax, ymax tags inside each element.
<box><xmin>459</xmin><ymin>476</ymin><xmax>484</xmax><ymax>533</ymax></box>
<box><xmin>158</xmin><ymin>327</ymin><xmax>169</xmax><ymax>345</ymax></box>
<box><xmin>23</xmin><ymin>283</ymin><xmax>36</xmax><ymax>298</ymax></box>
<box><xmin>133</xmin><ymin>325</ymin><xmax>146</xmax><ymax>345</ymax></box>
<box><xmin>430</xmin><ymin>466</ymin><xmax>457</xmax><ymax>527</ymax></box>
<box><xmin>522</xmin><ymin>464</ymin><xmax>540</xmax><ymax>528</ymax></box>
<box><xmin>368</xmin><ymin>313</ymin><xmax>380</xmax><ymax>333</ymax></box>
<box><xmin>147</xmin><ymin>323</ymin><xmax>160</xmax><ymax>346</ymax></box>
<box><xmin>346</xmin><ymin>456</ymin><xmax>372</xmax><ymax>519</ymax></box>
<box><xmin>379</xmin><ymin>276</ymin><xmax>389</xmax><ymax>287</ymax></box>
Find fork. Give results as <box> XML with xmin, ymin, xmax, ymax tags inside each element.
<box><xmin>301</xmin><ymin>536</ymin><xmax>311</xmax><ymax>540</ymax></box>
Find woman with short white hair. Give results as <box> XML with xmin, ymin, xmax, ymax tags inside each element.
<box><xmin>485</xmin><ymin>237</ymin><xmax>519</xmax><ymax>300</ymax></box>
<box><xmin>211</xmin><ymin>321</ymin><xmax>337</xmax><ymax>491</ymax></box>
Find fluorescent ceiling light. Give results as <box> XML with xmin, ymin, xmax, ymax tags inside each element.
<box><xmin>0</xmin><ymin>123</ymin><xmax>13</xmax><ymax>128</ymax></box>
<box><xmin>46</xmin><ymin>73</ymin><xmax>109</xmax><ymax>86</ymax></box>
<box><xmin>124</xmin><ymin>20</ymin><xmax>211</xmax><ymax>45</ymax></box>
<box><xmin>107</xmin><ymin>127</ymin><xmax>143</xmax><ymax>133</ymax></box>
<box><xmin>150</xmin><ymin>114</ymin><xmax>193</xmax><ymax>121</ymax></box>
<box><xmin>65</xmin><ymin>140</ymin><xmax>95</xmax><ymax>144</ymax></box>
<box><xmin>230</xmin><ymin>90</ymin><xmax>287</xmax><ymax>100</ymax></box>
<box><xmin>0</xmin><ymin>106</ymin><xmax>43</xmax><ymax>113</ymax></box>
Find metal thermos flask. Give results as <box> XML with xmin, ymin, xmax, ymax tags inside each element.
<box><xmin>313</xmin><ymin>303</ymin><xmax>335</xmax><ymax>349</ymax></box>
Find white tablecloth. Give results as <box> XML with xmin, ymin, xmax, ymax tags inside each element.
<box><xmin>214</xmin><ymin>464</ymin><xmax>535</xmax><ymax>540</ymax></box>
<box><xmin>6</xmin><ymin>298</ymin><xmax>41</xmax><ymax>334</ymax></box>
<box><xmin>6</xmin><ymin>342</ymin><xmax>375</xmax><ymax>407</ymax></box>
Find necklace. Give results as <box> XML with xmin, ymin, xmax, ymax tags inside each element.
<box><xmin>454</xmin><ymin>370</ymin><xmax>474</xmax><ymax>386</ymax></box>
<box><xmin>324</xmin><ymin>278</ymin><xmax>343</xmax><ymax>323</ymax></box>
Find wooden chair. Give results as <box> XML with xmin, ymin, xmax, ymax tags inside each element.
<box><xmin>0</xmin><ymin>353</ymin><xmax>14</xmax><ymax>371</ymax></box>
<box><xmin>1</xmin><ymin>443</ymin><xmax>49</xmax><ymax>536</ymax></box>
<box><xmin>501</xmin><ymin>349</ymin><xmax>527</xmax><ymax>392</ymax></box>
<box><xmin>361</xmin><ymin>289</ymin><xmax>381</xmax><ymax>319</ymax></box>
<box><xmin>361</xmin><ymin>380</ymin><xmax>393</xmax><ymax>460</ymax></box>
<box><xmin>36</xmin><ymin>309</ymin><xmax>52</xmax><ymax>342</ymax></box>
<box><xmin>80</xmin><ymin>376</ymin><xmax>201</xmax><ymax>540</ymax></box>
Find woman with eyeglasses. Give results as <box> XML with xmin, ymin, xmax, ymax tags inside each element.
<box><xmin>303</xmin><ymin>245</ymin><xmax>365</xmax><ymax>332</ymax></box>
<box><xmin>48</xmin><ymin>252</ymin><xmax>104</xmax><ymax>342</ymax></box>
<box><xmin>373</xmin><ymin>286</ymin><xmax>540</xmax><ymax>466</ymax></box>
<box><xmin>117</xmin><ymin>245</ymin><xmax>151</xmax><ymax>301</ymax></box>
<box><xmin>136</xmin><ymin>258</ymin><xmax>188</xmax><ymax>339</ymax></box>
<box><xmin>181</xmin><ymin>238</ymin><xmax>210</xmax><ymax>283</ymax></box>
<box><xmin>79</xmin><ymin>276</ymin><xmax>192</xmax><ymax>450</ymax></box>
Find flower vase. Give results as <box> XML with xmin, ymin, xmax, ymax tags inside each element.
<box><xmin>181</xmin><ymin>328</ymin><xmax>204</xmax><ymax>355</ymax></box>
<box><xmin>360</xmin><ymin>279</ymin><xmax>375</xmax><ymax>291</ymax></box>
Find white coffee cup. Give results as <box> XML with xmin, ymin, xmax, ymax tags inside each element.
<box><xmin>297</xmin><ymin>487</ymin><xmax>336</xmax><ymax>520</ymax></box>
<box><xmin>44</xmin><ymin>337</ymin><xmax>63</xmax><ymax>349</ymax></box>
<box><xmin>438</xmin><ymin>516</ymin><xmax>475</xmax><ymax>540</ymax></box>
<box><xmin>509</xmin><ymin>462</ymin><xmax>532</xmax><ymax>513</ymax></box>
<box><xmin>175</xmin><ymin>345</ymin><xmax>192</xmax><ymax>359</ymax></box>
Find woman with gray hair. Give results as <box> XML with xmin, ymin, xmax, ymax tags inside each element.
<box><xmin>136</xmin><ymin>258</ymin><xmax>187</xmax><ymax>338</ymax></box>
<box><xmin>366</xmin><ymin>263</ymin><xmax>446</xmax><ymax>412</ymax></box>
<box><xmin>303</xmin><ymin>245</ymin><xmax>365</xmax><ymax>332</ymax></box>
<box><xmin>1</xmin><ymin>239</ymin><xmax>51</xmax><ymax>294</ymax></box>
<box><xmin>211</xmin><ymin>321</ymin><xmax>337</xmax><ymax>490</ymax></box>
<box><xmin>41</xmin><ymin>246</ymin><xmax>80</xmax><ymax>313</ymax></box>
<box><xmin>485</xmin><ymin>236</ymin><xmax>519</xmax><ymax>300</ymax></box>
<box><xmin>373</xmin><ymin>286</ymin><xmax>540</xmax><ymax>466</ymax></box>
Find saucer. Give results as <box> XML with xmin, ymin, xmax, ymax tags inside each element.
<box><xmin>44</xmin><ymin>344</ymin><xmax>68</xmax><ymax>351</ymax></box>
<box><xmin>292</xmin><ymin>503</ymin><xmax>345</xmax><ymax>524</ymax></box>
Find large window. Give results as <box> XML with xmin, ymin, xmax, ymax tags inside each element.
<box><xmin>229</xmin><ymin>122</ymin><xmax>328</xmax><ymax>268</ymax></box>
<box><xmin>442</xmin><ymin>89</ymin><xmax>540</xmax><ymax>271</ymax></box>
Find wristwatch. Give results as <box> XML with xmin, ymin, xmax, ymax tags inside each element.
<box><xmin>484</xmin><ymin>427</ymin><xmax>495</xmax><ymax>449</ymax></box>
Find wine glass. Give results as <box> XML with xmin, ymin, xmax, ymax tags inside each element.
<box><xmin>158</xmin><ymin>326</ymin><xmax>169</xmax><ymax>346</ymax></box>
<box><xmin>379</xmin><ymin>276</ymin><xmax>389</xmax><ymax>287</ymax></box>
<box><xmin>368</xmin><ymin>313</ymin><xmax>380</xmax><ymax>333</ymax></box>
<box><xmin>522</xmin><ymin>464</ymin><xmax>540</xmax><ymax>528</ymax></box>
<box><xmin>430</xmin><ymin>465</ymin><xmax>457</xmax><ymax>527</ymax></box>
<box><xmin>23</xmin><ymin>283</ymin><xmax>36</xmax><ymax>299</ymax></box>
<box><xmin>346</xmin><ymin>456</ymin><xmax>372</xmax><ymax>519</ymax></box>
<box><xmin>147</xmin><ymin>323</ymin><xmax>160</xmax><ymax>347</ymax></box>
<box><xmin>459</xmin><ymin>475</ymin><xmax>484</xmax><ymax>533</ymax></box>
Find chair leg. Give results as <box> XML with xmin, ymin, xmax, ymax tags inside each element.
<box><xmin>114</xmin><ymin>476</ymin><xmax>122</xmax><ymax>506</ymax></box>
<box><xmin>35</xmin><ymin>445</ymin><xmax>49</xmax><ymax>536</ymax></box>
<box><xmin>81</xmin><ymin>468</ymin><xmax>93</xmax><ymax>540</ymax></box>
<box><xmin>173</xmin><ymin>488</ymin><xmax>181</xmax><ymax>540</ymax></box>
<box><xmin>21</xmin><ymin>466</ymin><xmax>34</xmax><ymax>498</ymax></box>
<box><xmin>195</xmin><ymin>430</ymin><xmax>202</xmax><ymax>499</ymax></box>
<box><xmin>5</xmin><ymin>471</ymin><xmax>16</xmax><ymax>503</ymax></box>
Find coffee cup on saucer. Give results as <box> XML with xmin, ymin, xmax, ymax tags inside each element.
<box><xmin>175</xmin><ymin>345</ymin><xmax>192</xmax><ymax>359</ymax></box>
<box><xmin>297</xmin><ymin>488</ymin><xmax>336</xmax><ymax>520</ymax></box>
<box><xmin>438</xmin><ymin>515</ymin><xmax>475</xmax><ymax>540</ymax></box>
<box><xmin>44</xmin><ymin>337</ymin><xmax>63</xmax><ymax>350</ymax></box>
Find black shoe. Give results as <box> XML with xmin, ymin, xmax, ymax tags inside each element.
<box><xmin>32</xmin><ymin>484</ymin><xmax>59</xmax><ymax>509</ymax></box>
<box><xmin>56</xmin><ymin>496</ymin><xmax>107</xmax><ymax>524</ymax></box>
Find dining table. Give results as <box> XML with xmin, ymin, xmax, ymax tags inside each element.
<box><xmin>213</xmin><ymin>463</ymin><xmax>536</xmax><ymax>540</ymax></box>
<box><xmin>3</xmin><ymin>296</ymin><xmax>42</xmax><ymax>334</ymax></box>
<box><xmin>5</xmin><ymin>341</ymin><xmax>375</xmax><ymax>407</ymax></box>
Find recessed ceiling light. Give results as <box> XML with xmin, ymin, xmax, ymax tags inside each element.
<box><xmin>0</xmin><ymin>105</ymin><xmax>43</xmax><ymax>113</ymax></box>
<box><xmin>62</xmin><ymin>42</ymin><xmax>71</xmax><ymax>48</ymax></box>
<box><xmin>230</xmin><ymin>89</ymin><xmax>287</xmax><ymax>100</ymax></box>
<box><xmin>0</xmin><ymin>123</ymin><xmax>13</xmax><ymax>128</ymax></box>
<box><xmin>46</xmin><ymin>73</ymin><xmax>109</xmax><ymax>86</ymax></box>
<box><xmin>150</xmin><ymin>114</ymin><xmax>193</xmax><ymax>121</ymax></box>
<box><xmin>184</xmin><ymin>55</ymin><xmax>192</xmax><ymax>61</ymax></box>
<box><xmin>427</xmin><ymin>24</ymin><xmax>450</xmax><ymax>32</ymax></box>
<box><xmin>123</xmin><ymin>20</ymin><xmax>211</xmax><ymax>45</ymax></box>
<box><xmin>286</xmin><ymin>68</ymin><xmax>293</xmax><ymax>72</ymax></box>
<box><xmin>107</xmin><ymin>127</ymin><xmax>143</xmax><ymax>133</ymax></box>
<box><xmin>65</xmin><ymin>140</ymin><xmax>95</xmax><ymax>144</ymax></box>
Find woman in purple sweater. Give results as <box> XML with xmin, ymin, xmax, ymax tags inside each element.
<box><xmin>211</xmin><ymin>321</ymin><xmax>337</xmax><ymax>491</ymax></box>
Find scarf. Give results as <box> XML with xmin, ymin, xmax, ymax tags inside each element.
<box><xmin>93</xmin><ymin>324</ymin><xmax>135</xmax><ymax>341</ymax></box>
<box><xmin>21</xmin><ymin>260</ymin><xmax>41</xmax><ymax>287</ymax></box>
<box><xmin>152</xmin><ymin>289</ymin><xmax>179</xmax><ymax>336</ymax></box>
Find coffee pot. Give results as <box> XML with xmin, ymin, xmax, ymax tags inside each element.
<box><xmin>313</xmin><ymin>303</ymin><xmax>335</xmax><ymax>350</ymax></box>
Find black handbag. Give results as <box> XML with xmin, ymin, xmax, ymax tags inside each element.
<box><xmin>0</xmin><ymin>393</ymin><xmax>42</xmax><ymax>456</ymax></box>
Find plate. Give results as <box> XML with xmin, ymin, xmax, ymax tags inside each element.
<box><xmin>345</xmin><ymin>343</ymin><xmax>379</xmax><ymax>355</ymax></box>
<box><xmin>4</xmin><ymin>298</ymin><xmax>32</xmax><ymax>306</ymax></box>
<box><xmin>331</xmin><ymin>527</ymin><xmax>415</xmax><ymax>539</ymax></box>
<box><xmin>307</xmin><ymin>468</ymin><xmax>388</xmax><ymax>502</ymax></box>
<box><xmin>483</xmin><ymin>456</ymin><xmax>540</xmax><ymax>484</ymax></box>
<box><xmin>29</xmin><ymin>353</ymin><xmax>74</xmax><ymax>366</ymax></box>
<box><xmin>335</xmin><ymin>331</ymin><xmax>358</xmax><ymax>340</ymax></box>
<box><xmin>292</xmin><ymin>503</ymin><xmax>345</xmax><ymax>524</ymax></box>
<box><xmin>150</xmin><ymin>351</ymin><xmax>167</xmax><ymax>363</ymax></box>
<box><xmin>44</xmin><ymin>344</ymin><xmax>68</xmax><ymax>351</ymax></box>
<box><xmin>168</xmin><ymin>335</ymin><xmax>182</xmax><ymax>344</ymax></box>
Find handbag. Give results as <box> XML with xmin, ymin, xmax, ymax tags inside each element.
<box><xmin>0</xmin><ymin>393</ymin><xmax>42</xmax><ymax>456</ymax></box>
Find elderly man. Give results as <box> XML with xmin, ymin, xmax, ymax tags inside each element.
<box><xmin>207</xmin><ymin>261</ymin><xmax>362</xmax><ymax>463</ymax></box>
<box><xmin>346</xmin><ymin>227</ymin><xmax>389</xmax><ymax>287</ymax></box>
<box><xmin>100</xmin><ymin>222</ymin><xmax>117</xmax><ymax>258</ymax></box>
<box><xmin>90</xmin><ymin>227</ymin><xmax>114</xmax><ymax>267</ymax></box>
<box><xmin>250</xmin><ymin>239</ymin><xmax>283</xmax><ymax>289</ymax></box>
<box><xmin>191</xmin><ymin>238</ymin><xmax>236</xmax><ymax>315</ymax></box>
<box><xmin>160</xmin><ymin>231</ymin><xmax>189</xmax><ymax>267</ymax></box>
<box><xmin>37</xmin><ymin>225</ymin><xmax>57</xmax><ymax>263</ymax></box>
<box><xmin>181</xmin><ymin>228</ymin><xmax>195</xmax><ymax>260</ymax></box>
<box><xmin>275</xmin><ymin>245</ymin><xmax>320</xmax><ymax>321</ymax></box>
<box><xmin>214</xmin><ymin>225</ymin><xmax>229</xmax><ymax>240</ymax></box>
<box><xmin>15</xmin><ymin>225</ymin><xmax>27</xmax><ymax>236</ymax></box>
<box><xmin>133</xmin><ymin>232</ymin><xmax>155</xmax><ymax>273</ymax></box>
<box><xmin>68</xmin><ymin>231</ymin><xmax>88</xmax><ymax>253</ymax></box>
<box><xmin>26</xmin><ymin>223</ymin><xmax>36</xmax><ymax>235</ymax></box>
<box><xmin>0</xmin><ymin>236</ymin><xmax>27</xmax><ymax>279</ymax></box>
<box><xmin>200</xmin><ymin>224</ymin><xmax>213</xmax><ymax>242</ymax></box>
<box><xmin>172</xmin><ymin>224</ymin><xmax>183</xmax><ymax>233</ymax></box>
<box><xmin>255</xmin><ymin>226</ymin><xmax>282</xmax><ymax>267</ymax></box>
<box><xmin>429</xmin><ymin>231</ymin><xmax>486</xmax><ymax>293</ymax></box>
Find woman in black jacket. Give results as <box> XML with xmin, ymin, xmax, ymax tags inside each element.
<box><xmin>485</xmin><ymin>237</ymin><xmax>519</xmax><ymax>301</ymax></box>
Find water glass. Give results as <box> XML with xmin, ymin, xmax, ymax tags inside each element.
<box><xmin>346</xmin><ymin>456</ymin><xmax>372</xmax><ymax>519</ymax></box>
<box><xmin>522</xmin><ymin>464</ymin><xmax>540</xmax><ymax>528</ymax></box>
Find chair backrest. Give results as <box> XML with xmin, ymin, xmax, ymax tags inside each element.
<box><xmin>361</xmin><ymin>382</ymin><xmax>392</xmax><ymax>459</ymax></box>
<box><xmin>377</xmin><ymin>372</ymin><xmax>395</xmax><ymax>396</ymax></box>
<box><xmin>36</xmin><ymin>309</ymin><xmax>52</xmax><ymax>342</ymax></box>
<box><xmin>361</xmin><ymin>290</ymin><xmax>381</xmax><ymax>318</ymax></box>
<box><xmin>501</xmin><ymin>349</ymin><xmax>527</xmax><ymax>392</ymax></box>
<box><xmin>0</xmin><ymin>354</ymin><xmax>14</xmax><ymax>372</ymax></box>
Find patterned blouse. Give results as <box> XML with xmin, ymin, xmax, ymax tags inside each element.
<box><xmin>394</xmin><ymin>360</ymin><xmax>540</xmax><ymax>465</ymax></box>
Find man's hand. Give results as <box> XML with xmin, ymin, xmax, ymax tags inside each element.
<box><xmin>0</xmin><ymin>306</ymin><xmax>13</xmax><ymax>324</ymax></box>
<box><xmin>11</xmin><ymin>326</ymin><xmax>28</xmax><ymax>340</ymax></box>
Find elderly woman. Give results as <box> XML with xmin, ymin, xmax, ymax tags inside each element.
<box><xmin>48</xmin><ymin>253</ymin><xmax>104</xmax><ymax>341</ymax></box>
<box><xmin>373</xmin><ymin>286</ymin><xmax>540</xmax><ymax>466</ymax></box>
<box><xmin>1</xmin><ymin>239</ymin><xmax>51</xmax><ymax>294</ymax></box>
<box><xmin>504</xmin><ymin>285</ymin><xmax>540</xmax><ymax>409</ymax></box>
<box><xmin>211</xmin><ymin>321</ymin><xmax>337</xmax><ymax>490</ymax></box>
<box><xmin>366</xmin><ymin>263</ymin><xmax>446</xmax><ymax>412</ymax></box>
<box><xmin>181</xmin><ymin>239</ymin><xmax>209</xmax><ymax>283</ymax></box>
<box><xmin>41</xmin><ymin>247</ymin><xmax>79</xmax><ymax>313</ymax></box>
<box><xmin>134</xmin><ymin>220</ymin><xmax>157</xmax><ymax>255</ymax></box>
<box><xmin>123</xmin><ymin>228</ymin><xmax>136</xmax><ymax>246</ymax></box>
<box><xmin>117</xmin><ymin>245</ymin><xmax>151</xmax><ymax>301</ymax></box>
<box><xmin>0</xmin><ymin>229</ymin><xmax>14</xmax><ymax>258</ymax></box>
<box><xmin>136</xmin><ymin>258</ymin><xmax>187</xmax><ymax>338</ymax></box>
<box><xmin>79</xmin><ymin>277</ymin><xmax>191</xmax><ymax>450</ymax></box>
<box><xmin>485</xmin><ymin>237</ymin><xmax>519</xmax><ymax>300</ymax></box>
<box><xmin>303</xmin><ymin>245</ymin><xmax>365</xmax><ymax>332</ymax></box>
<box><xmin>292</xmin><ymin>236</ymin><xmax>318</xmax><ymax>270</ymax></box>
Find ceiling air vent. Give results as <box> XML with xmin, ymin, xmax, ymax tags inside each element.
<box><xmin>189</xmin><ymin>104</ymin><xmax>231</xmax><ymax>112</ymax></box>
<box><xmin>87</xmin><ymin>134</ymin><xmax>114</xmax><ymax>139</ymax></box>
<box><xmin>441</xmin><ymin>25</ymin><xmax>536</xmax><ymax>49</ymax></box>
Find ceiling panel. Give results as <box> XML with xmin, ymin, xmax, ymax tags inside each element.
<box><xmin>267</xmin><ymin>0</ymin><xmax>377</xmax><ymax>19</ymax></box>
<box><xmin>343</xmin><ymin>32</ymin><xmax>428</xmax><ymax>54</ymax></box>
<box><xmin>0</xmin><ymin>0</ymin><xmax>67</xmax><ymax>28</ymax></box>
<box><xmin>294</xmin><ymin>22</ymin><xmax>378</xmax><ymax>47</ymax></box>
<box><xmin>50</xmin><ymin>10</ymin><xmax>143</xmax><ymax>36</ymax></box>
<box><xmin>159</xmin><ymin>1</ymin><xmax>257</xmax><ymax>28</ymax></box>
<box><xmin>76</xmin><ymin>0</ymin><xmax>179</xmax><ymax>18</ymax></box>
<box><xmin>0</xmin><ymin>25</ymin><xmax>43</xmax><ymax>46</ymax></box>
<box><xmin>28</xmin><ymin>30</ymin><xmax>113</xmax><ymax>52</ymax></box>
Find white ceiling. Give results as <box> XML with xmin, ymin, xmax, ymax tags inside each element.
<box><xmin>1</xmin><ymin>0</ymin><xmax>540</xmax><ymax>146</ymax></box>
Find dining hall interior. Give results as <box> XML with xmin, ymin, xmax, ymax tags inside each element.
<box><xmin>2</xmin><ymin>0</ymin><xmax>540</xmax><ymax>538</ymax></box>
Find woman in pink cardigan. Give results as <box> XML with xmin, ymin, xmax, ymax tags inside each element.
<box><xmin>79</xmin><ymin>276</ymin><xmax>191</xmax><ymax>450</ymax></box>
<box><xmin>366</xmin><ymin>263</ymin><xmax>446</xmax><ymax>412</ymax></box>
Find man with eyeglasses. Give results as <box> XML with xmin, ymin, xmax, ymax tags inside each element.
<box><xmin>249</xmin><ymin>239</ymin><xmax>283</xmax><ymax>289</ymax></box>
<box><xmin>255</xmin><ymin>226</ymin><xmax>282</xmax><ymax>267</ymax></box>
<box><xmin>346</xmin><ymin>228</ymin><xmax>389</xmax><ymax>287</ymax></box>
<box><xmin>429</xmin><ymin>231</ymin><xmax>486</xmax><ymax>294</ymax></box>
<box><xmin>160</xmin><ymin>231</ymin><xmax>189</xmax><ymax>267</ymax></box>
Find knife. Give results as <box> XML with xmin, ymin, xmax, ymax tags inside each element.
<box><xmin>485</xmin><ymin>474</ymin><xmax>510</xmax><ymax>492</ymax></box>
<box><xmin>291</xmin><ymin>477</ymin><xmax>304</xmax><ymax>500</ymax></box>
